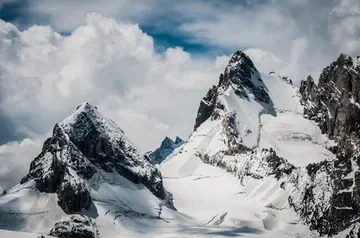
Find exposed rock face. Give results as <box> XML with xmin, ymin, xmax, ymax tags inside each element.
<box><xmin>300</xmin><ymin>54</ymin><xmax>360</xmax><ymax>157</ymax></box>
<box><xmin>59</xmin><ymin>103</ymin><xmax>166</xmax><ymax>199</ymax></box>
<box><xmin>148</xmin><ymin>136</ymin><xmax>184</xmax><ymax>164</ymax></box>
<box><xmin>200</xmin><ymin>148</ymin><xmax>295</xmax><ymax>183</ymax></box>
<box><xmin>48</xmin><ymin>215</ymin><xmax>99</xmax><ymax>238</ymax></box>
<box><xmin>194</xmin><ymin>85</ymin><xmax>219</xmax><ymax>130</ymax></box>
<box><xmin>20</xmin><ymin>124</ymin><xmax>93</xmax><ymax>214</ymax></box>
<box><xmin>194</xmin><ymin>50</ymin><xmax>273</xmax><ymax>131</ymax></box>
<box><xmin>296</xmin><ymin>54</ymin><xmax>360</xmax><ymax>236</ymax></box>
<box><xmin>21</xmin><ymin>150</ymin><xmax>65</xmax><ymax>193</ymax></box>
<box><xmin>21</xmin><ymin>102</ymin><xmax>166</xmax><ymax>214</ymax></box>
<box><xmin>57</xmin><ymin>170</ymin><xmax>92</xmax><ymax>214</ymax></box>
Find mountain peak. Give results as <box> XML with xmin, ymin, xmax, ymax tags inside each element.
<box><xmin>194</xmin><ymin>50</ymin><xmax>273</xmax><ymax>131</ymax></box>
<box><xmin>228</xmin><ymin>50</ymin><xmax>255</xmax><ymax>68</ymax></box>
<box><xmin>60</xmin><ymin>102</ymin><xmax>129</xmax><ymax>146</ymax></box>
<box><xmin>75</xmin><ymin>101</ymin><xmax>98</xmax><ymax>112</ymax></box>
<box><xmin>63</xmin><ymin>102</ymin><xmax>101</xmax><ymax>125</ymax></box>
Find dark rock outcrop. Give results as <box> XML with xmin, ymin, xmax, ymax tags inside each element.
<box><xmin>57</xmin><ymin>170</ymin><xmax>92</xmax><ymax>214</ymax></box>
<box><xmin>295</xmin><ymin>54</ymin><xmax>360</xmax><ymax>236</ymax></box>
<box><xmin>194</xmin><ymin>85</ymin><xmax>219</xmax><ymax>130</ymax></box>
<box><xmin>21</xmin><ymin>150</ymin><xmax>65</xmax><ymax>193</ymax></box>
<box><xmin>300</xmin><ymin>54</ymin><xmax>360</xmax><ymax>157</ymax></box>
<box><xmin>48</xmin><ymin>215</ymin><xmax>99</xmax><ymax>238</ymax></box>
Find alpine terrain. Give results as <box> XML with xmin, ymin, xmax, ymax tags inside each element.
<box><xmin>1</xmin><ymin>51</ymin><xmax>360</xmax><ymax>237</ymax></box>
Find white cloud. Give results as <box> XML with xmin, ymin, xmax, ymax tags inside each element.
<box><xmin>0</xmin><ymin>12</ymin><xmax>229</xmax><ymax>190</ymax></box>
<box><xmin>329</xmin><ymin>0</ymin><xmax>360</xmax><ymax>54</ymax></box>
<box><xmin>0</xmin><ymin>13</ymin><xmax>224</xmax><ymax>153</ymax></box>
<box><xmin>171</xmin><ymin>0</ymin><xmax>360</xmax><ymax>82</ymax></box>
<box><xmin>244</xmin><ymin>48</ymin><xmax>283</xmax><ymax>75</ymax></box>
<box><xmin>13</xmin><ymin>0</ymin><xmax>360</xmax><ymax>83</ymax></box>
<box><xmin>29</xmin><ymin>0</ymin><xmax>157</xmax><ymax>32</ymax></box>
<box><xmin>0</xmin><ymin>138</ymin><xmax>43</xmax><ymax>193</ymax></box>
<box><xmin>2</xmin><ymin>0</ymin><xmax>360</xmax><ymax>191</ymax></box>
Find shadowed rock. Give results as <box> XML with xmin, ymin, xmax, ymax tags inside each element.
<box><xmin>295</xmin><ymin>54</ymin><xmax>360</xmax><ymax>236</ymax></box>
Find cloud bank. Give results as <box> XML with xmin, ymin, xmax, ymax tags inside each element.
<box><xmin>1</xmin><ymin>0</ymin><xmax>360</xmax><ymax>192</ymax></box>
<box><xmin>0</xmin><ymin>13</ymin><xmax>228</xmax><ymax>192</ymax></box>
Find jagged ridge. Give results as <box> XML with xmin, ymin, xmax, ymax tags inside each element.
<box><xmin>297</xmin><ymin>54</ymin><xmax>360</xmax><ymax>236</ymax></box>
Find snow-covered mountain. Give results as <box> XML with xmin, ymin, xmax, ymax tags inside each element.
<box><xmin>161</xmin><ymin>51</ymin><xmax>360</xmax><ymax>237</ymax></box>
<box><xmin>0</xmin><ymin>102</ymin><xmax>170</xmax><ymax>237</ymax></box>
<box><xmin>1</xmin><ymin>51</ymin><xmax>360</xmax><ymax>238</ymax></box>
<box><xmin>148</xmin><ymin>136</ymin><xmax>184</xmax><ymax>164</ymax></box>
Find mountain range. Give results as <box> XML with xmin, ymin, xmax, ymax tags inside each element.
<box><xmin>1</xmin><ymin>50</ymin><xmax>360</xmax><ymax>237</ymax></box>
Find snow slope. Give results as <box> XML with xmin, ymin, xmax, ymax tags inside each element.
<box><xmin>158</xmin><ymin>55</ymin><xmax>338</xmax><ymax>237</ymax></box>
<box><xmin>160</xmin><ymin>151</ymin><xmax>316</xmax><ymax>237</ymax></box>
<box><xmin>259</xmin><ymin>75</ymin><xmax>336</xmax><ymax>166</ymax></box>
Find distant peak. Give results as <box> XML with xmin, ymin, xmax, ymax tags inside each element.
<box><xmin>163</xmin><ymin>136</ymin><xmax>174</xmax><ymax>143</ymax></box>
<box><xmin>149</xmin><ymin>136</ymin><xmax>185</xmax><ymax>164</ymax></box>
<box><xmin>175</xmin><ymin>136</ymin><xmax>184</xmax><ymax>144</ymax></box>
<box><xmin>161</xmin><ymin>137</ymin><xmax>175</xmax><ymax>148</ymax></box>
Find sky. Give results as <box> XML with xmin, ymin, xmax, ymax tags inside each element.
<box><xmin>0</xmin><ymin>0</ymin><xmax>360</xmax><ymax>192</ymax></box>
